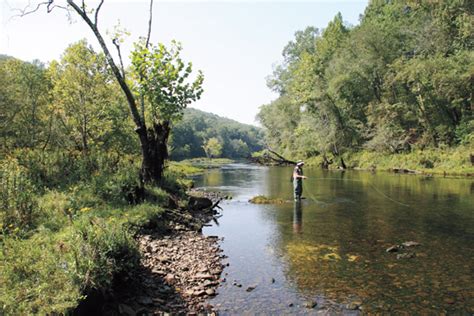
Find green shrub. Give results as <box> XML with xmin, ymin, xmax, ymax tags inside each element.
<box><xmin>0</xmin><ymin>232</ymin><xmax>83</xmax><ymax>314</ymax></box>
<box><xmin>0</xmin><ymin>158</ymin><xmax>39</xmax><ymax>235</ymax></box>
<box><xmin>36</xmin><ymin>190</ymin><xmax>71</xmax><ymax>232</ymax></box>
<box><xmin>0</xmin><ymin>218</ymin><xmax>140</xmax><ymax>315</ymax></box>
<box><xmin>90</xmin><ymin>158</ymin><xmax>142</xmax><ymax>205</ymax></box>
<box><xmin>124</xmin><ymin>203</ymin><xmax>165</xmax><ymax>232</ymax></box>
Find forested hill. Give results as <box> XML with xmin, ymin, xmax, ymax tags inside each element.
<box><xmin>170</xmin><ymin>108</ymin><xmax>264</xmax><ymax>160</ymax></box>
<box><xmin>258</xmin><ymin>0</ymin><xmax>473</xmax><ymax>169</ymax></box>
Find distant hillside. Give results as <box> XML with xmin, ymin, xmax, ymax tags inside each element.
<box><xmin>170</xmin><ymin>108</ymin><xmax>264</xmax><ymax>160</ymax></box>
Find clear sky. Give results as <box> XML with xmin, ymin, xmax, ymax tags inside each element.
<box><xmin>1</xmin><ymin>0</ymin><xmax>368</xmax><ymax>126</ymax></box>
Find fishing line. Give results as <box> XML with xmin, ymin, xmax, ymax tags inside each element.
<box><xmin>303</xmin><ymin>177</ymin><xmax>411</xmax><ymax>207</ymax></box>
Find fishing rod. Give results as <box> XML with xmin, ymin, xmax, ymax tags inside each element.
<box><xmin>302</xmin><ymin>177</ymin><xmax>411</xmax><ymax>207</ymax></box>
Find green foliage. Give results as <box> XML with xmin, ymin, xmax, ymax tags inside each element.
<box><xmin>0</xmin><ymin>158</ymin><xmax>39</xmax><ymax>235</ymax></box>
<box><xmin>0</xmin><ymin>219</ymin><xmax>139</xmax><ymax>314</ymax></box>
<box><xmin>203</xmin><ymin>137</ymin><xmax>223</xmax><ymax>158</ymax></box>
<box><xmin>0</xmin><ymin>57</ymin><xmax>50</xmax><ymax>150</ymax></box>
<box><xmin>130</xmin><ymin>40</ymin><xmax>204</xmax><ymax>124</ymax></box>
<box><xmin>258</xmin><ymin>1</ymin><xmax>473</xmax><ymax>163</ymax></box>
<box><xmin>169</xmin><ymin>108</ymin><xmax>264</xmax><ymax>160</ymax></box>
<box><xmin>346</xmin><ymin>145</ymin><xmax>474</xmax><ymax>175</ymax></box>
<box><xmin>48</xmin><ymin>40</ymin><xmax>133</xmax><ymax>152</ymax></box>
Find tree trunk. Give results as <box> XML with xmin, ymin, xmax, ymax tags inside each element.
<box><xmin>140</xmin><ymin>121</ymin><xmax>170</xmax><ymax>184</ymax></box>
<box><xmin>321</xmin><ymin>154</ymin><xmax>332</xmax><ymax>169</ymax></box>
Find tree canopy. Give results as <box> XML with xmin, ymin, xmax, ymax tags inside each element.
<box><xmin>258</xmin><ymin>0</ymin><xmax>473</xmax><ymax>162</ymax></box>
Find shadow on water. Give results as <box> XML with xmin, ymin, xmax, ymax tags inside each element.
<box><xmin>196</xmin><ymin>164</ymin><xmax>474</xmax><ymax>314</ymax></box>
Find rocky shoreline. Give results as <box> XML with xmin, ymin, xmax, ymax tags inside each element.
<box><xmin>81</xmin><ymin>190</ymin><xmax>226</xmax><ymax>315</ymax></box>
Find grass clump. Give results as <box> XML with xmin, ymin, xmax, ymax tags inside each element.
<box><xmin>249</xmin><ymin>195</ymin><xmax>286</xmax><ymax>204</ymax></box>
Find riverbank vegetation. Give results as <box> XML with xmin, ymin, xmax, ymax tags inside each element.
<box><xmin>257</xmin><ymin>0</ymin><xmax>473</xmax><ymax>175</ymax></box>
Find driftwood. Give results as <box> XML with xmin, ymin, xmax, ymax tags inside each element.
<box><xmin>391</xmin><ymin>168</ymin><xmax>422</xmax><ymax>174</ymax></box>
<box><xmin>249</xmin><ymin>148</ymin><xmax>296</xmax><ymax>166</ymax></box>
<box><xmin>267</xmin><ymin>148</ymin><xmax>296</xmax><ymax>164</ymax></box>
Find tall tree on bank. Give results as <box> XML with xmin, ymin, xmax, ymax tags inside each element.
<box><xmin>26</xmin><ymin>0</ymin><xmax>203</xmax><ymax>184</ymax></box>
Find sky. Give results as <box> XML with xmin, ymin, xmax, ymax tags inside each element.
<box><xmin>1</xmin><ymin>0</ymin><xmax>368</xmax><ymax>126</ymax></box>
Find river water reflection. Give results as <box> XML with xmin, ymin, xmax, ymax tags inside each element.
<box><xmin>196</xmin><ymin>164</ymin><xmax>473</xmax><ymax>314</ymax></box>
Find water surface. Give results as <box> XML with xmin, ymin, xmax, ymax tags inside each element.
<box><xmin>196</xmin><ymin>164</ymin><xmax>473</xmax><ymax>314</ymax></box>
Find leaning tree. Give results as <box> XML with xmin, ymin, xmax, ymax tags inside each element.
<box><xmin>20</xmin><ymin>0</ymin><xmax>203</xmax><ymax>184</ymax></box>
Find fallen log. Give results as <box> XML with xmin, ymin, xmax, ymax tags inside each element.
<box><xmin>391</xmin><ymin>168</ymin><xmax>422</xmax><ymax>174</ymax></box>
<box><xmin>267</xmin><ymin>148</ymin><xmax>296</xmax><ymax>165</ymax></box>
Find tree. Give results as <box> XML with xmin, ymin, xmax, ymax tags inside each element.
<box><xmin>0</xmin><ymin>58</ymin><xmax>50</xmax><ymax>150</ymax></box>
<box><xmin>203</xmin><ymin>137</ymin><xmax>222</xmax><ymax>158</ymax></box>
<box><xmin>130</xmin><ymin>40</ymin><xmax>203</xmax><ymax>177</ymax></box>
<box><xmin>27</xmin><ymin>0</ymin><xmax>203</xmax><ymax>184</ymax></box>
<box><xmin>49</xmin><ymin>40</ymin><xmax>115</xmax><ymax>153</ymax></box>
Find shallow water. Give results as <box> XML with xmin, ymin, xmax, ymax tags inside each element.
<box><xmin>196</xmin><ymin>164</ymin><xmax>474</xmax><ymax>314</ymax></box>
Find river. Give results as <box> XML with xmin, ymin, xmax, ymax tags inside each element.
<box><xmin>194</xmin><ymin>163</ymin><xmax>473</xmax><ymax>314</ymax></box>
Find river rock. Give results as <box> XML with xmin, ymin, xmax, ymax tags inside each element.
<box><xmin>246</xmin><ymin>285</ymin><xmax>257</xmax><ymax>292</ymax></box>
<box><xmin>194</xmin><ymin>273</ymin><xmax>214</xmax><ymax>280</ymax></box>
<box><xmin>193</xmin><ymin>290</ymin><xmax>206</xmax><ymax>297</ymax></box>
<box><xmin>346</xmin><ymin>301</ymin><xmax>362</xmax><ymax>310</ymax></box>
<box><xmin>164</xmin><ymin>274</ymin><xmax>175</xmax><ymax>284</ymax></box>
<box><xmin>189</xmin><ymin>196</ymin><xmax>213</xmax><ymax>211</ymax></box>
<box><xmin>402</xmin><ymin>241</ymin><xmax>420</xmax><ymax>247</ymax></box>
<box><xmin>304</xmin><ymin>301</ymin><xmax>317</xmax><ymax>309</ymax></box>
<box><xmin>205</xmin><ymin>289</ymin><xmax>216</xmax><ymax>296</ymax></box>
<box><xmin>397</xmin><ymin>252</ymin><xmax>415</xmax><ymax>259</ymax></box>
<box><xmin>386</xmin><ymin>245</ymin><xmax>400</xmax><ymax>253</ymax></box>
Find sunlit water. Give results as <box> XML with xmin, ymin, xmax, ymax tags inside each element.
<box><xmin>195</xmin><ymin>164</ymin><xmax>474</xmax><ymax>314</ymax></box>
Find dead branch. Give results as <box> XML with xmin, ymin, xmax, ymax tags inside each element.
<box><xmin>145</xmin><ymin>0</ymin><xmax>154</xmax><ymax>48</ymax></box>
<box><xmin>11</xmin><ymin>0</ymin><xmax>69</xmax><ymax>19</ymax></box>
<box><xmin>267</xmin><ymin>148</ymin><xmax>296</xmax><ymax>164</ymax></box>
<box><xmin>112</xmin><ymin>38</ymin><xmax>126</xmax><ymax>79</ymax></box>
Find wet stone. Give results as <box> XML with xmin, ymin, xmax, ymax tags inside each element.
<box><xmin>402</xmin><ymin>241</ymin><xmax>420</xmax><ymax>247</ymax></box>
<box><xmin>346</xmin><ymin>301</ymin><xmax>362</xmax><ymax>310</ymax></box>
<box><xmin>305</xmin><ymin>301</ymin><xmax>318</xmax><ymax>309</ymax></box>
<box><xmin>205</xmin><ymin>289</ymin><xmax>216</xmax><ymax>296</ymax></box>
<box><xmin>386</xmin><ymin>245</ymin><xmax>400</xmax><ymax>253</ymax></box>
<box><xmin>396</xmin><ymin>252</ymin><xmax>415</xmax><ymax>259</ymax></box>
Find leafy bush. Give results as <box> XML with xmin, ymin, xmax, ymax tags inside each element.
<box><xmin>90</xmin><ymin>159</ymin><xmax>142</xmax><ymax>205</ymax></box>
<box><xmin>36</xmin><ymin>190</ymin><xmax>71</xmax><ymax>232</ymax></box>
<box><xmin>0</xmin><ymin>218</ymin><xmax>140</xmax><ymax>315</ymax></box>
<box><xmin>0</xmin><ymin>158</ymin><xmax>39</xmax><ymax>235</ymax></box>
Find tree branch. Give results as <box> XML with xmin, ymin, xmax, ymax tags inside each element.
<box><xmin>12</xmin><ymin>0</ymin><xmax>68</xmax><ymax>19</ymax></box>
<box><xmin>94</xmin><ymin>0</ymin><xmax>104</xmax><ymax>27</ymax></box>
<box><xmin>145</xmin><ymin>0</ymin><xmax>154</xmax><ymax>48</ymax></box>
<box><xmin>112</xmin><ymin>38</ymin><xmax>126</xmax><ymax>79</ymax></box>
<box><xmin>66</xmin><ymin>0</ymin><xmax>144</xmax><ymax>129</ymax></box>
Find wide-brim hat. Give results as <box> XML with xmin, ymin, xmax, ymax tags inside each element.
<box><xmin>296</xmin><ymin>160</ymin><xmax>304</xmax><ymax>166</ymax></box>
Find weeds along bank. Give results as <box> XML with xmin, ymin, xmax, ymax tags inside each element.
<box><xmin>301</xmin><ymin>145</ymin><xmax>473</xmax><ymax>176</ymax></box>
<box><xmin>0</xmin><ymin>149</ymin><xmax>201</xmax><ymax>314</ymax></box>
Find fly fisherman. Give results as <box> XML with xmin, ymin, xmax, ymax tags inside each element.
<box><xmin>293</xmin><ymin>160</ymin><xmax>307</xmax><ymax>200</ymax></box>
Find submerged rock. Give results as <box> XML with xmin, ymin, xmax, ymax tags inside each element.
<box><xmin>249</xmin><ymin>195</ymin><xmax>285</xmax><ymax>204</ymax></box>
